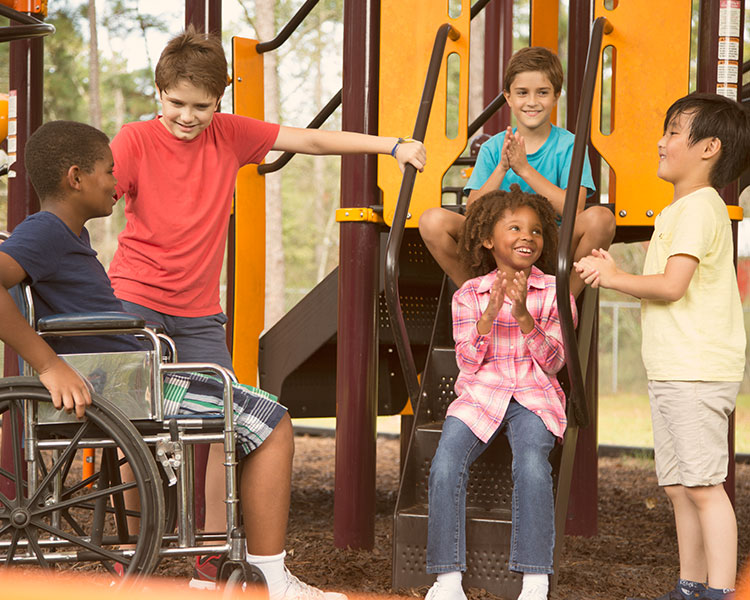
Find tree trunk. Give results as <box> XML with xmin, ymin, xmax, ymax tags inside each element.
<box><xmin>255</xmin><ymin>0</ymin><xmax>284</xmax><ymax>328</ymax></box>
<box><xmin>87</xmin><ymin>0</ymin><xmax>102</xmax><ymax>129</ymax></box>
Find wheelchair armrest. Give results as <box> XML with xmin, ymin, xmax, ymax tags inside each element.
<box><xmin>38</xmin><ymin>312</ymin><xmax>147</xmax><ymax>332</ymax></box>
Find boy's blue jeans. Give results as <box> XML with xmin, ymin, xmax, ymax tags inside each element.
<box><xmin>426</xmin><ymin>401</ymin><xmax>556</xmax><ymax>575</ymax></box>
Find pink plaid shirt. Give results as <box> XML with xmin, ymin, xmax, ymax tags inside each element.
<box><xmin>448</xmin><ymin>266</ymin><xmax>577</xmax><ymax>442</ymax></box>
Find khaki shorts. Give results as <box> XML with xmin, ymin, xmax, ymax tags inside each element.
<box><xmin>648</xmin><ymin>380</ymin><xmax>739</xmax><ymax>487</ymax></box>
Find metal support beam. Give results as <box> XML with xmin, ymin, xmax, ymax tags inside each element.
<box><xmin>482</xmin><ymin>0</ymin><xmax>512</xmax><ymax>135</ymax></box>
<box><xmin>697</xmin><ymin>0</ymin><xmax>744</xmax><ymax>504</ymax></box>
<box><xmin>563</xmin><ymin>0</ymin><xmax>598</xmax><ymax>538</ymax></box>
<box><xmin>334</xmin><ymin>0</ymin><xmax>380</xmax><ymax>550</ymax></box>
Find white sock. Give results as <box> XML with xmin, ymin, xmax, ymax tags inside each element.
<box><xmin>246</xmin><ymin>550</ymin><xmax>287</xmax><ymax>599</ymax></box>
<box><xmin>436</xmin><ymin>571</ymin><xmax>463</xmax><ymax>589</ymax></box>
<box><xmin>521</xmin><ymin>573</ymin><xmax>549</xmax><ymax>595</ymax></box>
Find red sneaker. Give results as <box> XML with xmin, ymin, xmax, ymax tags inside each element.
<box><xmin>189</xmin><ymin>554</ymin><xmax>222</xmax><ymax>590</ymax></box>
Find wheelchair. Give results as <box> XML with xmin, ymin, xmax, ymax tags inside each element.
<box><xmin>0</xmin><ymin>233</ymin><xmax>264</xmax><ymax>591</ymax></box>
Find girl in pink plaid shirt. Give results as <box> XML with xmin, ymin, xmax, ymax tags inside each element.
<box><xmin>425</xmin><ymin>186</ymin><xmax>576</xmax><ymax>600</ymax></box>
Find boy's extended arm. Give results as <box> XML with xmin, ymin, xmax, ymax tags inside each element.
<box><xmin>575</xmin><ymin>249</ymin><xmax>698</xmax><ymax>301</ymax></box>
<box><xmin>272</xmin><ymin>126</ymin><xmax>426</xmax><ymax>172</ymax></box>
<box><xmin>0</xmin><ymin>253</ymin><xmax>91</xmax><ymax>417</ymax></box>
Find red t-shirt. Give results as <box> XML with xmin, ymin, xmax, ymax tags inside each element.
<box><xmin>109</xmin><ymin>113</ymin><xmax>280</xmax><ymax>317</ymax></box>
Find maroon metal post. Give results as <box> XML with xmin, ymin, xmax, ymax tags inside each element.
<box><xmin>697</xmin><ymin>0</ymin><xmax>744</xmax><ymax>504</ymax></box>
<box><xmin>183</xmin><ymin>0</ymin><xmax>223</xmax><ymax>531</ymax></box>
<box><xmin>185</xmin><ymin>0</ymin><xmax>222</xmax><ymax>35</ymax></box>
<box><xmin>1</xmin><ymin>20</ymin><xmax>44</xmax><ymax>499</ymax></box>
<box><xmin>333</xmin><ymin>0</ymin><xmax>380</xmax><ymax>550</ymax></box>
<box><xmin>483</xmin><ymin>0</ymin><xmax>512</xmax><ymax>135</ymax></box>
<box><xmin>563</xmin><ymin>0</ymin><xmax>598</xmax><ymax>537</ymax></box>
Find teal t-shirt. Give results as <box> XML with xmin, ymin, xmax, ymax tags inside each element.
<box><xmin>464</xmin><ymin>124</ymin><xmax>596</xmax><ymax>200</ymax></box>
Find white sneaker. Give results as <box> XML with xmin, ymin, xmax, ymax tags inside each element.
<box><xmin>188</xmin><ymin>579</ymin><xmax>217</xmax><ymax>590</ymax></box>
<box><xmin>274</xmin><ymin>566</ymin><xmax>347</xmax><ymax>600</ymax></box>
<box><xmin>517</xmin><ymin>584</ymin><xmax>549</xmax><ymax>600</ymax></box>
<box><xmin>425</xmin><ymin>580</ymin><xmax>467</xmax><ymax>600</ymax></box>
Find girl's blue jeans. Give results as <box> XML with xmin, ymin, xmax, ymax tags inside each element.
<box><xmin>426</xmin><ymin>401</ymin><xmax>556</xmax><ymax>575</ymax></box>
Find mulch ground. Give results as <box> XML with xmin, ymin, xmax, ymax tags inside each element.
<box><xmin>156</xmin><ymin>434</ymin><xmax>750</xmax><ymax>600</ymax></box>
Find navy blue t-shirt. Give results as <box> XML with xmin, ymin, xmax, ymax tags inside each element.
<box><xmin>0</xmin><ymin>211</ymin><xmax>142</xmax><ymax>354</ymax></box>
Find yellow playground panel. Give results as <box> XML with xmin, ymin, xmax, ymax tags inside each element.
<box><xmin>590</xmin><ymin>0</ymin><xmax>691</xmax><ymax>226</ymax></box>
<box><xmin>377</xmin><ymin>0</ymin><xmax>470</xmax><ymax>227</ymax></box>
<box><xmin>231</xmin><ymin>37</ymin><xmax>266</xmax><ymax>386</ymax></box>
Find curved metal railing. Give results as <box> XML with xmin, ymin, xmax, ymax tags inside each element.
<box><xmin>257</xmin><ymin>89</ymin><xmax>342</xmax><ymax>175</ymax></box>
<box><xmin>0</xmin><ymin>5</ymin><xmax>55</xmax><ymax>42</ymax></box>
<box><xmin>556</xmin><ymin>16</ymin><xmax>612</xmax><ymax>429</ymax></box>
<box><xmin>383</xmin><ymin>23</ymin><xmax>461</xmax><ymax>406</ymax></box>
<box><xmin>255</xmin><ymin>0</ymin><xmax>319</xmax><ymax>54</ymax></box>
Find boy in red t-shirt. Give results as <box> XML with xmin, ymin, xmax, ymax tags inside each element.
<box><xmin>110</xmin><ymin>27</ymin><xmax>424</xmax><ymax>599</ymax></box>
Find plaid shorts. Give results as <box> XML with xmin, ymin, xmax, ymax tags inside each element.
<box><xmin>162</xmin><ymin>373</ymin><xmax>287</xmax><ymax>459</ymax></box>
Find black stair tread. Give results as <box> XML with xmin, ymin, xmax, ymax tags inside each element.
<box><xmin>396</xmin><ymin>504</ymin><xmax>513</xmax><ymax>522</ymax></box>
<box><xmin>415</xmin><ymin>421</ymin><xmax>444</xmax><ymax>432</ymax></box>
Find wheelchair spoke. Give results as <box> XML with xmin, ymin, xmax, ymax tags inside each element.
<box><xmin>60</xmin><ymin>508</ymin><xmax>87</xmax><ymax>538</ymax></box>
<box><xmin>102</xmin><ymin>448</ymin><xmax>129</xmax><ymax>543</ymax></box>
<box><xmin>28</xmin><ymin>420</ymin><xmax>92</xmax><ymax>508</ymax></box>
<box><xmin>32</xmin><ymin>481</ymin><xmax>136</xmax><ymax>517</ymax></box>
<box><xmin>33</xmin><ymin>519</ymin><xmax>124</xmax><ymax>564</ymax></box>
<box><xmin>0</xmin><ymin>490</ymin><xmax>15</xmax><ymax>511</ymax></box>
<box><xmin>4</xmin><ymin>528</ymin><xmax>21</xmax><ymax>565</ymax></box>
<box><xmin>61</xmin><ymin>470</ymin><xmax>101</xmax><ymax>500</ymax></box>
<box><xmin>24</xmin><ymin>527</ymin><xmax>49</xmax><ymax>569</ymax></box>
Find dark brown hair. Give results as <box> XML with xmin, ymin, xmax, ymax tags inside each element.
<box><xmin>155</xmin><ymin>25</ymin><xmax>228</xmax><ymax>99</ymax></box>
<box><xmin>458</xmin><ymin>185</ymin><xmax>558</xmax><ymax>278</ymax></box>
<box><xmin>25</xmin><ymin>121</ymin><xmax>110</xmax><ymax>200</ymax></box>
<box><xmin>663</xmin><ymin>92</ymin><xmax>750</xmax><ymax>189</ymax></box>
<box><xmin>503</xmin><ymin>46</ymin><xmax>563</xmax><ymax>95</ymax></box>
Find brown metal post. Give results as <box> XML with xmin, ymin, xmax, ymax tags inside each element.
<box><xmin>333</xmin><ymin>0</ymin><xmax>380</xmax><ymax>550</ymax></box>
<box><xmin>184</xmin><ymin>0</ymin><xmax>223</xmax><ymax>531</ymax></box>
<box><xmin>1</xmin><ymin>19</ymin><xmax>44</xmax><ymax>499</ymax></box>
<box><xmin>697</xmin><ymin>0</ymin><xmax>743</xmax><ymax>504</ymax></box>
<box><xmin>563</xmin><ymin>0</ymin><xmax>598</xmax><ymax>537</ymax></box>
<box><xmin>483</xmin><ymin>0</ymin><xmax>512</xmax><ymax>135</ymax></box>
<box><xmin>185</xmin><ymin>0</ymin><xmax>222</xmax><ymax>35</ymax></box>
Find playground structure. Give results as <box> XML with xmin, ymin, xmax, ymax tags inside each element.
<box><xmin>0</xmin><ymin>0</ymin><xmax>747</xmax><ymax>595</ymax></box>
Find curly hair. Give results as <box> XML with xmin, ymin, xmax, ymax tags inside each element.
<box><xmin>457</xmin><ymin>185</ymin><xmax>558</xmax><ymax>278</ymax></box>
<box><xmin>25</xmin><ymin>121</ymin><xmax>110</xmax><ymax>200</ymax></box>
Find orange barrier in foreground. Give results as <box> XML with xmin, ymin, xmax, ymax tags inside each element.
<box><xmin>738</xmin><ymin>556</ymin><xmax>750</xmax><ymax>600</ymax></box>
<box><xmin>0</xmin><ymin>568</ymin><xmax>406</xmax><ymax>600</ymax></box>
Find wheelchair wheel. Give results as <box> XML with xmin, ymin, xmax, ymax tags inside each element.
<box><xmin>219</xmin><ymin>559</ymin><xmax>267</xmax><ymax>599</ymax></box>
<box><xmin>0</xmin><ymin>377</ymin><xmax>165</xmax><ymax>583</ymax></box>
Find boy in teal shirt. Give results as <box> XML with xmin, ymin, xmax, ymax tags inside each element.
<box><xmin>419</xmin><ymin>46</ymin><xmax>615</xmax><ymax>295</ymax></box>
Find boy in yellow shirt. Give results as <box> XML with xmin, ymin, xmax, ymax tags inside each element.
<box><xmin>575</xmin><ymin>93</ymin><xmax>750</xmax><ymax>600</ymax></box>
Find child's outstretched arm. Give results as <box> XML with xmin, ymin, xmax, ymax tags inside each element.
<box><xmin>272</xmin><ymin>126</ymin><xmax>426</xmax><ymax>172</ymax></box>
<box><xmin>574</xmin><ymin>248</ymin><xmax>698</xmax><ymax>301</ymax></box>
<box><xmin>453</xmin><ymin>277</ymin><xmax>505</xmax><ymax>374</ymax></box>
<box><xmin>505</xmin><ymin>130</ymin><xmax>587</xmax><ymax>215</ymax></box>
<box><xmin>0</xmin><ymin>253</ymin><xmax>91</xmax><ymax>417</ymax></box>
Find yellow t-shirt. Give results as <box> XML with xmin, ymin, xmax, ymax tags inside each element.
<box><xmin>641</xmin><ymin>187</ymin><xmax>745</xmax><ymax>381</ymax></box>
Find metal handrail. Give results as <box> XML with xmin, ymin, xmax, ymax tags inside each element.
<box><xmin>255</xmin><ymin>0</ymin><xmax>319</xmax><ymax>54</ymax></box>
<box><xmin>384</xmin><ymin>23</ymin><xmax>461</xmax><ymax>406</ymax></box>
<box><xmin>257</xmin><ymin>88</ymin><xmax>342</xmax><ymax>175</ymax></box>
<box><xmin>0</xmin><ymin>5</ymin><xmax>55</xmax><ymax>42</ymax></box>
<box><xmin>556</xmin><ymin>16</ymin><xmax>612</xmax><ymax>429</ymax></box>
<box><xmin>467</xmin><ymin>91</ymin><xmax>507</xmax><ymax>138</ymax></box>
<box><xmin>470</xmin><ymin>0</ymin><xmax>494</xmax><ymax>19</ymax></box>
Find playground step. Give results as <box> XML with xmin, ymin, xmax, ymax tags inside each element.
<box><xmin>392</xmin><ymin>509</ymin><xmax>521</xmax><ymax>597</ymax></box>
<box><xmin>409</xmin><ymin>421</ymin><xmax>515</xmax><ymax>511</ymax></box>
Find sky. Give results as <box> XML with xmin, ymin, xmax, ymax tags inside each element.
<box><xmin>95</xmin><ymin>0</ymin><xmax>250</xmax><ymax>72</ymax></box>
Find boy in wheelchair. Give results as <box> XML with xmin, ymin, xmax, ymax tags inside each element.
<box><xmin>0</xmin><ymin>120</ymin><xmax>346</xmax><ymax>600</ymax></box>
